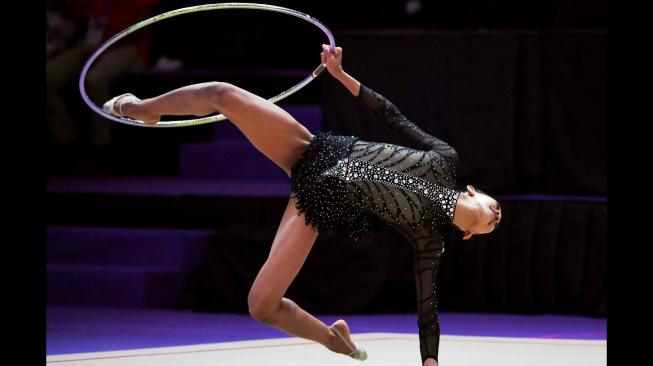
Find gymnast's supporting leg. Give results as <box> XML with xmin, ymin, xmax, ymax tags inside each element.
<box><xmin>110</xmin><ymin>82</ymin><xmax>361</xmax><ymax>355</ymax></box>
<box><xmin>247</xmin><ymin>195</ymin><xmax>361</xmax><ymax>356</ymax></box>
<box><xmin>114</xmin><ymin>81</ymin><xmax>313</xmax><ymax>176</ymax></box>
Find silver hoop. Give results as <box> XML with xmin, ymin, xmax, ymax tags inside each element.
<box><xmin>79</xmin><ymin>3</ymin><xmax>336</xmax><ymax>128</ymax></box>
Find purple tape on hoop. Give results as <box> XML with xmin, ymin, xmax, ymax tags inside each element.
<box><xmin>79</xmin><ymin>3</ymin><xmax>336</xmax><ymax>128</ymax></box>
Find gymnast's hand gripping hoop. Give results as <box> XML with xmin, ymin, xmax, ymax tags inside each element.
<box><xmin>79</xmin><ymin>3</ymin><xmax>336</xmax><ymax>128</ymax></box>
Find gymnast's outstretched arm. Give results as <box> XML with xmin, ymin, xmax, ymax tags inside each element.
<box><xmin>320</xmin><ymin>45</ymin><xmax>459</xmax><ymax>165</ymax></box>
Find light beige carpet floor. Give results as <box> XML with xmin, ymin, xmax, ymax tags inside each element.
<box><xmin>47</xmin><ymin>333</ymin><xmax>606</xmax><ymax>366</ymax></box>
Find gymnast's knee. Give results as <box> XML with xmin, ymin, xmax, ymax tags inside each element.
<box><xmin>201</xmin><ymin>81</ymin><xmax>239</xmax><ymax>109</ymax></box>
<box><xmin>247</xmin><ymin>290</ymin><xmax>280</xmax><ymax>325</ymax></box>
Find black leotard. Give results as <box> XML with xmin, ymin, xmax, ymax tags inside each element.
<box><xmin>291</xmin><ymin>84</ymin><xmax>462</xmax><ymax>363</ymax></box>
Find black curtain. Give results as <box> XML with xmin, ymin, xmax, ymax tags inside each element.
<box><xmin>186</xmin><ymin>200</ymin><xmax>606</xmax><ymax>317</ymax></box>
<box><xmin>320</xmin><ymin>30</ymin><xmax>606</xmax><ymax>195</ymax></box>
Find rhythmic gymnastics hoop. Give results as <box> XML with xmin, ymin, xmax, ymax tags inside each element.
<box><xmin>79</xmin><ymin>3</ymin><xmax>336</xmax><ymax>128</ymax></box>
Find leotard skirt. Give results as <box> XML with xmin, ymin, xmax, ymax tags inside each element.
<box><xmin>290</xmin><ymin>131</ymin><xmax>374</xmax><ymax>242</ymax></box>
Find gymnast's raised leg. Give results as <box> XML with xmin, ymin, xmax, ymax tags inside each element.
<box><xmin>107</xmin><ymin>82</ymin><xmax>311</xmax><ymax>177</ymax></box>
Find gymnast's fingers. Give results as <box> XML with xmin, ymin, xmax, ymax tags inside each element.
<box><xmin>323</xmin><ymin>44</ymin><xmax>337</xmax><ymax>57</ymax></box>
<box><xmin>334</xmin><ymin>47</ymin><xmax>342</xmax><ymax>59</ymax></box>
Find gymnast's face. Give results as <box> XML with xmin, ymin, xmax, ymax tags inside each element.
<box><xmin>462</xmin><ymin>185</ymin><xmax>501</xmax><ymax>240</ymax></box>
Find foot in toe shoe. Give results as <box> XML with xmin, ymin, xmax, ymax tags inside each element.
<box><xmin>330</xmin><ymin>320</ymin><xmax>367</xmax><ymax>361</ymax></box>
<box><xmin>102</xmin><ymin>93</ymin><xmax>137</xmax><ymax>117</ymax></box>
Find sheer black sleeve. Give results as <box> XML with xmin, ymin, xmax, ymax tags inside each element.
<box><xmin>395</xmin><ymin>224</ymin><xmax>444</xmax><ymax>364</ymax></box>
<box><xmin>358</xmin><ymin>84</ymin><xmax>459</xmax><ymax>164</ymax></box>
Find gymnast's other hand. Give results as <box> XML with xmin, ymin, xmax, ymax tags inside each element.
<box><xmin>424</xmin><ymin>357</ymin><xmax>438</xmax><ymax>366</ymax></box>
<box><xmin>321</xmin><ymin>44</ymin><xmax>344</xmax><ymax>77</ymax></box>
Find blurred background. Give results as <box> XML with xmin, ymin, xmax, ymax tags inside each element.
<box><xmin>46</xmin><ymin>0</ymin><xmax>606</xmax><ymax>357</ymax></box>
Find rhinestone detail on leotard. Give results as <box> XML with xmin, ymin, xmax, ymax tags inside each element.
<box><xmin>321</xmin><ymin>157</ymin><xmax>460</xmax><ymax>221</ymax></box>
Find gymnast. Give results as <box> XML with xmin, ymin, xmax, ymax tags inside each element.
<box><xmin>103</xmin><ymin>45</ymin><xmax>502</xmax><ymax>366</ymax></box>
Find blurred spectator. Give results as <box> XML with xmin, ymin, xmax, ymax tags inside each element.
<box><xmin>46</xmin><ymin>0</ymin><xmax>157</xmax><ymax>174</ymax></box>
<box><xmin>47</xmin><ymin>0</ymin><xmax>80</xmax><ymax>61</ymax></box>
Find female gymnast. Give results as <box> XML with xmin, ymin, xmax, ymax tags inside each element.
<box><xmin>103</xmin><ymin>45</ymin><xmax>502</xmax><ymax>366</ymax></box>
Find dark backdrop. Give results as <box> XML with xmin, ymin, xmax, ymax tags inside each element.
<box><xmin>320</xmin><ymin>30</ymin><xmax>606</xmax><ymax>196</ymax></box>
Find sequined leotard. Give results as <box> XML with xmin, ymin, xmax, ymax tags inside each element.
<box><xmin>290</xmin><ymin>84</ymin><xmax>462</xmax><ymax>363</ymax></box>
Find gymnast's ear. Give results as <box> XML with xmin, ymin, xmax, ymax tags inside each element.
<box><xmin>466</xmin><ymin>184</ymin><xmax>476</xmax><ymax>196</ymax></box>
<box><xmin>462</xmin><ymin>231</ymin><xmax>474</xmax><ymax>240</ymax></box>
